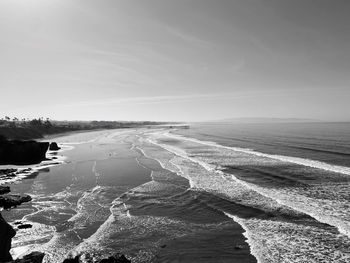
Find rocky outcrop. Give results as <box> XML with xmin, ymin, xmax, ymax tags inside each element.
<box><xmin>0</xmin><ymin>184</ymin><xmax>130</xmax><ymax>263</ymax></box>
<box><xmin>62</xmin><ymin>254</ymin><xmax>131</xmax><ymax>263</ymax></box>
<box><xmin>98</xmin><ymin>254</ymin><xmax>131</xmax><ymax>263</ymax></box>
<box><xmin>0</xmin><ymin>186</ymin><xmax>11</xmax><ymax>195</ymax></box>
<box><xmin>49</xmin><ymin>142</ymin><xmax>61</xmax><ymax>151</ymax></box>
<box><xmin>0</xmin><ymin>140</ymin><xmax>49</xmax><ymax>165</ymax></box>
<box><xmin>62</xmin><ymin>256</ymin><xmax>80</xmax><ymax>263</ymax></box>
<box><xmin>0</xmin><ymin>194</ymin><xmax>32</xmax><ymax>209</ymax></box>
<box><xmin>0</xmin><ymin>185</ymin><xmax>33</xmax><ymax>262</ymax></box>
<box><xmin>0</xmin><ymin>213</ymin><xmax>16</xmax><ymax>262</ymax></box>
<box><xmin>0</xmin><ymin>169</ymin><xmax>17</xmax><ymax>177</ymax></box>
<box><xmin>17</xmin><ymin>223</ymin><xmax>33</xmax><ymax>229</ymax></box>
<box><xmin>2</xmin><ymin>252</ymin><xmax>131</xmax><ymax>263</ymax></box>
<box><xmin>10</xmin><ymin>252</ymin><xmax>45</xmax><ymax>263</ymax></box>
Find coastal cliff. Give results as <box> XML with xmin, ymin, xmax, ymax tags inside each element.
<box><xmin>0</xmin><ymin>140</ymin><xmax>49</xmax><ymax>165</ymax></box>
<box><xmin>0</xmin><ymin>212</ymin><xmax>16</xmax><ymax>262</ymax></box>
<box><xmin>0</xmin><ymin>186</ymin><xmax>32</xmax><ymax>262</ymax></box>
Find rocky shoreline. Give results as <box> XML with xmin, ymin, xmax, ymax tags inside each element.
<box><xmin>0</xmin><ymin>139</ymin><xmax>132</xmax><ymax>263</ymax></box>
<box><xmin>0</xmin><ymin>140</ymin><xmax>50</xmax><ymax>165</ymax></box>
<box><xmin>5</xmin><ymin>252</ymin><xmax>131</xmax><ymax>263</ymax></box>
<box><xmin>0</xmin><ymin>139</ymin><xmax>62</xmax><ymax>185</ymax></box>
<box><xmin>0</xmin><ymin>185</ymin><xmax>131</xmax><ymax>263</ymax></box>
<box><xmin>0</xmin><ymin>186</ymin><xmax>32</xmax><ymax>262</ymax></box>
<box><xmin>0</xmin><ymin>140</ymin><xmax>46</xmax><ymax>262</ymax></box>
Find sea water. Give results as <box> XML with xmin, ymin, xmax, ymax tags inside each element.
<box><xmin>2</xmin><ymin>123</ymin><xmax>350</xmax><ymax>262</ymax></box>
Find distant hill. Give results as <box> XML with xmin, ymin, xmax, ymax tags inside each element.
<box><xmin>0</xmin><ymin>118</ymin><xmax>173</xmax><ymax>140</ymax></box>
<box><xmin>208</xmin><ymin>117</ymin><xmax>322</xmax><ymax>124</ymax></box>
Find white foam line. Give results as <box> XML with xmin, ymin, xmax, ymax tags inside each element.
<box><xmin>168</xmin><ymin>159</ymin><xmax>195</xmax><ymax>189</ymax></box>
<box><xmin>146</xmin><ymin>131</ymin><xmax>350</xmax><ymax>237</ymax></box>
<box><xmin>161</xmin><ymin>131</ymin><xmax>350</xmax><ymax>176</ymax></box>
<box><xmin>92</xmin><ymin>161</ymin><xmax>101</xmax><ymax>185</ymax></box>
<box><xmin>219</xmin><ymin>163</ymin><xmax>350</xmax><ymax>237</ymax></box>
<box><xmin>133</xmin><ymin>144</ymin><xmax>193</xmax><ymax>191</ymax></box>
<box><xmin>0</xmin><ymin>159</ymin><xmax>65</xmax><ymax>186</ymax></box>
<box><xmin>227</xmin><ymin>171</ymin><xmax>350</xmax><ymax>238</ymax></box>
<box><xmin>226</xmin><ymin>163</ymin><xmax>350</xmax><ymax>238</ymax></box>
<box><xmin>68</xmin><ymin>185</ymin><xmax>103</xmax><ymax>222</ymax></box>
<box><xmin>134</xmin><ymin>144</ymin><xmax>147</xmax><ymax>159</ymax></box>
<box><xmin>60</xmin><ymin>138</ymin><xmax>98</xmax><ymax>145</ymax></box>
<box><xmin>0</xmin><ymin>172</ymin><xmax>28</xmax><ymax>185</ymax></box>
<box><xmin>134</xmin><ymin>156</ymin><xmax>148</xmax><ymax>171</ymax></box>
<box><xmin>134</xmin><ymin>144</ymin><xmax>194</xmax><ymax>188</ymax></box>
<box><xmin>58</xmin><ymin>129</ymin><xmax>132</xmax><ymax>145</ymax></box>
<box><xmin>72</xmin><ymin>199</ymin><xmax>133</xmax><ymax>254</ymax></box>
<box><xmin>149</xmin><ymin>171</ymin><xmax>155</xmax><ymax>181</ymax></box>
<box><xmin>134</xmin><ymin>146</ymin><xmax>172</xmax><ymax>173</ymax></box>
<box><xmin>145</xmin><ymin>137</ymin><xmax>215</xmax><ymax>172</ymax></box>
<box><xmin>129</xmin><ymin>144</ymin><xmax>159</xmax><ymax>184</ymax></box>
<box><xmin>34</xmin><ymin>159</ymin><xmax>65</xmax><ymax>170</ymax></box>
<box><xmin>52</xmin><ymin>145</ymin><xmax>75</xmax><ymax>152</ymax></box>
<box><xmin>223</xmin><ymin>212</ymin><xmax>263</xmax><ymax>263</ymax></box>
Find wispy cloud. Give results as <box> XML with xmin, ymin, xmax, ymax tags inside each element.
<box><xmin>57</xmin><ymin>89</ymin><xmax>307</xmax><ymax>108</ymax></box>
<box><xmin>165</xmin><ymin>26</ymin><xmax>214</xmax><ymax>49</ymax></box>
<box><xmin>59</xmin><ymin>93</ymin><xmax>228</xmax><ymax>107</ymax></box>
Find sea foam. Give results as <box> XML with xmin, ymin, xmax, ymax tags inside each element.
<box><xmin>140</xmin><ymin>129</ymin><xmax>350</xmax><ymax>262</ymax></box>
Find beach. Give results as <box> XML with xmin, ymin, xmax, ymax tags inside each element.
<box><xmin>2</xmin><ymin>123</ymin><xmax>350</xmax><ymax>262</ymax></box>
<box><xmin>2</xmin><ymin>128</ymin><xmax>256</xmax><ymax>263</ymax></box>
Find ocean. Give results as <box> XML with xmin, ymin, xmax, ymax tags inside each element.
<box><xmin>2</xmin><ymin>122</ymin><xmax>350</xmax><ymax>262</ymax></box>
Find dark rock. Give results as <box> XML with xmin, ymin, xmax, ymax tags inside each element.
<box><xmin>0</xmin><ymin>194</ymin><xmax>32</xmax><ymax>209</ymax></box>
<box><xmin>62</xmin><ymin>255</ymin><xmax>80</xmax><ymax>263</ymax></box>
<box><xmin>12</xmin><ymin>252</ymin><xmax>45</xmax><ymax>263</ymax></box>
<box><xmin>234</xmin><ymin>244</ymin><xmax>244</xmax><ymax>250</ymax></box>
<box><xmin>0</xmin><ymin>188</ymin><xmax>35</xmax><ymax>262</ymax></box>
<box><xmin>17</xmin><ymin>223</ymin><xmax>33</xmax><ymax>229</ymax></box>
<box><xmin>0</xmin><ymin>169</ymin><xmax>18</xmax><ymax>178</ymax></box>
<box><xmin>0</xmin><ymin>186</ymin><xmax>11</xmax><ymax>195</ymax></box>
<box><xmin>0</xmin><ymin>169</ymin><xmax>17</xmax><ymax>176</ymax></box>
<box><xmin>62</xmin><ymin>254</ymin><xmax>131</xmax><ymax>263</ymax></box>
<box><xmin>4</xmin><ymin>172</ymin><xmax>17</xmax><ymax>178</ymax></box>
<box><xmin>49</xmin><ymin>142</ymin><xmax>61</xmax><ymax>151</ymax></box>
<box><xmin>98</xmin><ymin>254</ymin><xmax>131</xmax><ymax>263</ymax></box>
<box><xmin>160</xmin><ymin>244</ymin><xmax>167</xmax><ymax>248</ymax></box>
<box><xmin>0</xmin><ymin>213</ymin><xmax>16</xmax><ymax>262</ymax></box>
<box><xmin>0</xmin><ymin>140</ymin><xmax>49</xmax><ymax>165</ymax></box>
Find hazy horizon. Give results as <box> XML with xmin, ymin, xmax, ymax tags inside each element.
<box><xmin>3</xmin><ymin>116</ymin><xmax>349</xmax><ymax>124</ymax></box>
<box><xmin>1</xmin><ymin>0</ymin><xmax>350</xmax><ymax>121</ymax></box>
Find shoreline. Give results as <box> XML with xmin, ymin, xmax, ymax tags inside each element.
<box><xmin>1</xmin><ymin>128</ymin><xmax>258</xmax><ymax>262</ymax></box>
<box><xmin>40</xmin><ymin>128</ymin><xmax>109</xmax><ymax>141</ymax></box>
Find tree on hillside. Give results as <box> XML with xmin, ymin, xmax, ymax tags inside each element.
<box><xmin>29</xmin><ymin>118</ymin><xmax>43</xmax><ymax>127</ymax></box>
<box><xmin>44</xmin><ymin>118</ymin><xmax>52</xmax><ymax>128</ymax></box>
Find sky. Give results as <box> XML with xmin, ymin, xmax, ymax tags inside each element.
<box><xmin>0</xmin><ymin>0</ymin><xmax>349</xmax><ymax>121</ymax></box>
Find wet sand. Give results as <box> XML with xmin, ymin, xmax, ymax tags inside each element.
<box><xmin>2</xmin><ymin>129</ymin><xmax>256</xmax><ymax>262</ymax></box>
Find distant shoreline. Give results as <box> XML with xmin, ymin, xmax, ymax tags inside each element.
<box><xmin>0</xmin><ymin>126</ymin><xmax>99</xmax><ymax>141</ymax></box>
<box><xmin>0</xmin><ymin>120</ymin><xmax>176</xmax><ymax>141</ymax></box>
